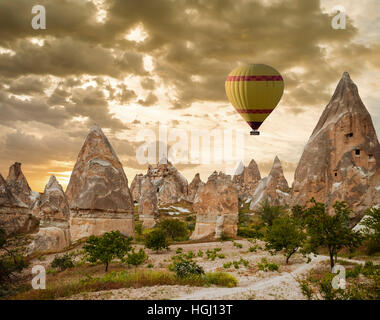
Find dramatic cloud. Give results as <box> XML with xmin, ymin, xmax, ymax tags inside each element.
<box><xmin>0</xmin><ymin>0</ymin><xmax>379</xmax><ymax>191</ymax></box>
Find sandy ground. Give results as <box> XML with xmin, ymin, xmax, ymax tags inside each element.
<box><xmin>59</xmin><ymin>240</ymin><xmax>351</xmax><ymax>300</ymax></box>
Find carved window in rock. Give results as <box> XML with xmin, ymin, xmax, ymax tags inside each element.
<box><xmin>334</xmin><ymin>171</ymin><xmax>338</xmax><ymax>177</ymax></box>
<box><xmin>368</xmin><ymin>154</ymin><xmax>374</xmax><ymax>162</ymax></box>
<box><xmin>355</xmin><ymin>149</ymin><xmax>360</xmax><ymax>156</ymax></box>
<box><xmin>345</xmin><ymin>132</ymin><xmax>353</xmax><ymax>138</ymax></box>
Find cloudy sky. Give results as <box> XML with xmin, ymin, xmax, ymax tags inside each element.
<box><xmin>1</xmin><ymin>0</ymin><xmax>380</xmax><ymax>192</ymax></box>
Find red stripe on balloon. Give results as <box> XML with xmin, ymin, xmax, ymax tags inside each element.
<box><xmin>226</xmin><ymin>75</ymin><xmax>283</xmax><ymax>81</ymax></box>
<box><xmin>237</xmin><ymin>109</ymin><xmax>274</xmax><ymax>114</ymax></box>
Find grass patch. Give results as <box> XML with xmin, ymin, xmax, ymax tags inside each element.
<box><xmin>11</xmin><ymin>269</ymin><xmax>238</xmax><ymax>300</ymax></box>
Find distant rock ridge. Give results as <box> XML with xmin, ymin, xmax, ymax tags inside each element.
<box><xmin>291</xmin><ymin>72</ymin><xmax>380</xmax><ymax>221</ymax></box>
<box><xmin>249</xmin><ymin>156</ymin><xmax>290</xmax><ymax>211</ymax></box>
<box><xmin>138</xmin><ymin>176</ymin><xmax>158</xmax><ymax>228</ymax></box>
<box><xmin>233</xmin><ymin>159</ymin><xmax>261</xmax><ymax>199</ymax></box>
<box><xmin>66</xmin><ymin>124</ymin><xmax>134</xmax><ymax>240</ymax></box>
<box><xmin>28</xmin><ymin>175</ymin><xmax>71</xmax><ymax>254</ymax></box>
<box><xmin>130</xmin><ymin>173</ymin><xmax>144</xmax><ymax>203</ymax></box>
<box><xmin>191</xmin><ymin>171</ymin><xmax>238</xmax><ymax>240</ymax></box>
<box><xmin>6</xmin><ymin>162</ymin><xmax>38</xmax><ymax>207</ymax></box>
<box><xmin>0</xmin><ymin>173</ymin><xmax>39</xmax><ymax>236</ymax></box>
<box><xmin>187</xmin><ymin>173</ymin><xmax>205</xmax><ymax>202</ymax></box>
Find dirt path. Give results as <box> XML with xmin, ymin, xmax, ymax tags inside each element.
<box><xmin>173</xmin><ymin>255</ymin><xmax>366</xmax><ymax>300</ymax></box>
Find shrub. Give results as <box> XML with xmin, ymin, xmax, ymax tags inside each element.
<box><xmin>205</xmin><ymin>248</ymin><xmax>223</xmax><ymax>261</ymax></box>
<box><xmin>147</xmin><ymin>263</ymin><xmax>154</xmax><ymax>268</ymax></box>
<box><xmin>205</xmin><ymin>272</ymin><xmax>238</xmax><ymax>288</ymax></box>
<box><xmin>158</xmin><ymin>219</ymin><xmax>188</xmax><ymax>240</ymax></box>
<box><xmin>223</xmin><ymin>262</ymin><xmax>232</xmax><ymax>269</ymax></box>
<box><xmin>126</xmin><ymin>248</ymin><xmax>148</xmax><ymax>269</ymax></box>
<box><xmin>185</xmin><ymin>251</ymin><xmax>194</xmax><ymax>259</ymax></box>
<box><xmin>197</xmin><ymin>250</ymin><xmax>204</xmax><ymax>257</ymax></box>
<box><xmin>83</xmin><ymin>231</ymin><xmax>132</xmax><ymax>272</ymax></box>
<box><xmin>135</xmin><ymin>222</ymin><xmax>143</xmax><ymax>235</ymax></box>
<box><xmin>176</xmin><ymin>247</ymin><xmax>183</xmax><ymax>254</ymax></box>
<box><xmin>173</xmin><ymin>260</ymin><xmax>204</xmax><ymax>278</ymax></box>
<box><xmin>362</xmin><ymin>207</ymin><xmax>380</xmax><ymax>255</ymax></box>
<box><xmin>233</xmin><ymin>241</ymin><xmax>243</xmax><ymax>249</ymax></box>
<box><xmin>257</xmin><ymin>258</ymin><xmax>279</xmax><ymax>272</ymax></box>
<box><xmin>144</xmin><ymin>229</ymin><xmax>169</xmax><ymax>253</ymax></box>
<box><xmin>51</xmin><ymin>254</ymin><xmax>74</xmax><ymax>271</ymax></box>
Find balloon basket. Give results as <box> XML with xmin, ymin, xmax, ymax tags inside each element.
<box><xmin>250</xmin><ymin>130</ymin><xmax>260</xmax><ymax>136</ymax></box>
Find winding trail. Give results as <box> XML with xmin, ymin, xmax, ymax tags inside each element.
<box><xmin>173</xmin><ymin>255</ymin><xmax>365</xmax><ymax>300</ymax></box>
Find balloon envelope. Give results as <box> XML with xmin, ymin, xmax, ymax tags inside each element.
<box><xmin>225</xmin><ymin>64</ymin><xmax>284</xmax><ymax>131</ymax></box>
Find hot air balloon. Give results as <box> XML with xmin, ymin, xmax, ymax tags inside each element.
<box><xmin>225</xmin><ymin>64</ymin><xmax>284</xmax><ymax>135</ymax></box>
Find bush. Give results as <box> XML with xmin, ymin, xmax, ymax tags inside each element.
<box><xmin>144</xmin><ymin>229</ymin><xmax>169</xmax><ymax>253</ymax></box>
<box><xmin>176</xmin><ymin>247</ymin><xmax>183</xmax><ymax>254</ymax></box>
<box><xmin>197</xmin><ymin>250</ymin><xmax>204</xmax><ymax>257</ymax></box>
<box><xmin>205</xmin><ymin>272</ymin><xmax>238</xmax><ymax>288</ymax></box>
<box><xmin>173</xmin><ymin>260</ymin><xmax>204</xmax><ymax>278</ymax></box>
<box><xmin>223</xmin><ymin>262</ymin><xmax>232</xmax><ymax>269</ymax></box>
<box><xmin>126</xmin><ymin>248</ymin><xmax>148</xmax><ymax>269</ymax></box>
<box><xmin>51</xmin><ymin>254</ymin><xmax>74</xmax><ymax>271</ymax></box>
<box><xmin>83</xmin><ymin>231</ymin><xmax>132</xmax><ymax>272</ymax></box>
<box><xmin>362</xmin><ymin>207</ymin><xmax>380</xmax><ymax>255</ymax></box>
<box><xmin>205</xmin><ymin>248</ymin><xmax>223</xmax><ymax>261</ymax></box>
<box><xmin>232</xmin><ymin>241</ymin><xmax>243</xmax><ymax>249</ymax></box>
<box><xmin>257</xmin><ymin>258</ymin><xmax>279</xmax><ymax>272</ymax></box>
<box><xmin>158</xmin><ymin>219</ymin><xmax>188</xmax><ymax>240</ymax></box>
<box><xmin>238</xmin><ymin>226</ymin><xmax>263</xmax><ymax>239</ymax></box>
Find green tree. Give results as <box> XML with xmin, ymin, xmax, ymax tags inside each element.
<box><xmin>361</xmin><ymin>207</ymin><xmax>380</xmax><ymax>254</ymax></box>
<box><xmin>256</xmin><ymin>199</ymin><xmax>285</xmax><ymax>226</ymax></box>
<box><xmin>126</xmin><ymin>248</ymin><xmax>148</xmax><ymax>269</ymax></box>
<box><xmin>265</xmin><ymin>216</ymin><xmax>306</xmax><ymax>264</ymax></box>
<box><xmin>144</xmin><ymin>229</ymin><xmax>169</xmax><ymax>253</ymax></box>
<box><xmin>83</xmin><ymin>231</ymin><xmax>132</xmax><ymax>272</ymax></box>
<box><xmin>158</xmin><ymin>219</ymin><xmax>188</xmax><ymax>240</ymax></box>
<box><xmin>0</xmin><ymin>228</ymin><xmax>28</xmax><ymax>296</ymax></box>
<box><xmin>303</xmin><ymin>199</ymin><xmax>363</xmax><ymax>270</ymax></box>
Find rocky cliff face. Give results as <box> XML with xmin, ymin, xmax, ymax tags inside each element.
<box><xmin>130</xmin><ymin>173</ymin><xmax>144</xmax><ymax>203</ymax></box>
<box><xmin>28</xmin><ymin>176</ymin><xmax>71</xmax><ymax>253</ymax></box>
<box><xmin>0</xmin><ymin>174</ymin><xmax>39</xmax><ymax>236</ymax></box>
<box><xmin>291</xmin><ymin>72</ymin><xmax>380</xmax><ymax>222</ymax></box>
<box><xmin>187</xmin><ymin>173</ymin><xmax>205</xmax><ymax>202</ymax></box>
<box><xmin>191</xmin><ymin>171</ymin><xmax>238</xmax><ymax>240</ymax></box>
<box><xmin>249</xmin><ymin>156</ymin><xmax>290</xmax><ymax>211</ymax></box>
<box><xmin>6</xmin><ymin>162</ymin><xmax>38</xmax><ymax>207</ymax></box>
<box><xmin>138</xmin><ymin>177</ymin><xmax>158</xmax><ymax>228</ymax></box>
<box><xmin>233</xmin><ymin>159</ymin><xmax>261</xmax><ymax>199</ymax></box>
<box><xmin>146</xmin><ymin>158</ymin><xmax>188</xmax><ymax>205</ymax></box>
<box><xmin>66</xmin><ymin>124</ymin><xmax>134</xmax><ymax>240</ymax></box>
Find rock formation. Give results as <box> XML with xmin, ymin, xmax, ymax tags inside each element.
<box><xmin>291</xmin><ymin>72</ymin><xmax>380</xmax><ymax>222</ymax></box>
<box><xmin>249</xmin><ymin>156</ymin><xmax>290</xmax><ymax>211</ymax></box>
<box><xmin>146</xmin><ymin>158</ymin><xmax>188</xmax><ymax>205</ymax></box>
<box><xmin>233</xmin><ymin>159</ymin><xmax>261</xmax><ymax>199</ymax></box>
<box><xmin>187</xmin><ymin>173</ymin><xmax>205</xmax><ymax>202</ymax></box>
<box><xmin>191</xmin><ymin>171</ymin><xmax>238</xmax><ymax>240</ymax></box>
<box><xmin>27</xmin><ymin>176</ymin><xmax>71</xmax><ymax>253</ymax></box>
<box><xmin>138</xmin><ymin>177</ymin><xmax>158</xmax><ymax>228</ymax></box>
<box><xmin>130</xmin><ymin>173</ymin><xmax>144</xmax><ymax>203</ymax></box>
<box><xmin>65</xmin><ymin>124</ymin><xmax>134</xmax><ymax>241</ymax></box>
<box><xmin>0</xmin><ymin>174</ymin><xmax>39</xmax><ymax>236</ymax></box>
<box><xmin>6</xmin><ymin>162</ymin><xmax>38</xmax><ymax>207</ymax></box>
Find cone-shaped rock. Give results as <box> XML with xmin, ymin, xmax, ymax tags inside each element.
<box><xmin>291</xmin><ymin>72</ymin><xmax>380</xmax><ymax>221</ymax></box>
<box><xmin>187</xmin><ymin>173</ymin><xmax>205</xmax><ymax>202</ymax></box>
<box><xmin>28</xmin><ymin>175</ymin><xmax>71</xmax><ymax>254</ymax></box>
<box><xmin>138</xmin><ymin>177</ymin><xmax>158</xmax><ymax>228</ymax></box>
<box><xmin>191</xmin><ymin>171</ymin><xmax>238</xmax><ymax>240</ymax></box>
<box><xmin>6</xmin><ymin>162</ymin><xmax>38</xmax><ymax>207</ymax></box>
<box><xmin>66</xmin><ymin>124</ymin><xmax>134</xmax><ymax>240</ymax></box>
<box><xmin>233</xmin><ymin>159</ymin><xmax>261</xmax><ymax>199</ymax></box>
<box><xmin>130</xmin><ymin>173</ymin><xmax>144</xmax><ymax>203</ymax></box>
<box><xmin>249</xmin><ymin>156</ymin><xmax>290</xmax><ymax>211</ymax></box>
<box><xmin>0</xmin><ymin>174</ymin><xmax>39</xmax><ymax>235</ymax></box>
<box><xmin>146</xmin><ymin>158</ymin><xmax>188</xmax><ymax>205</ymax></box>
